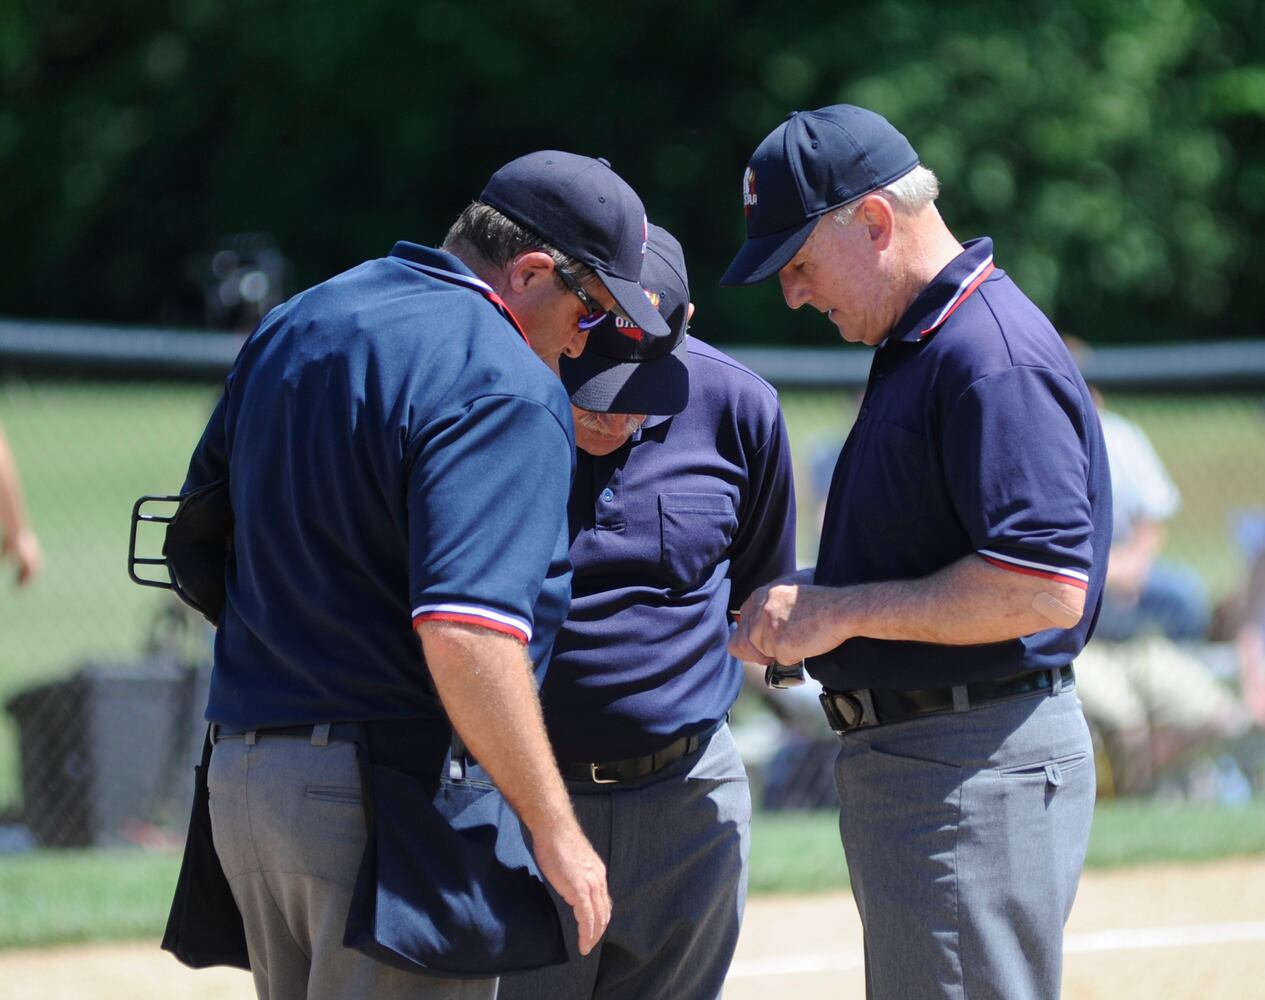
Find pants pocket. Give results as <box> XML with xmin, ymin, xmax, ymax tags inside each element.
<box><xmin>304</xmin><ymin>784</ymin><xmax>363</xmax><ymax>805</ymax></box>
<box><xmin>996</xmin><ymin>751</ymin><xmax>1091</xmax><ymax>788</ymax></box>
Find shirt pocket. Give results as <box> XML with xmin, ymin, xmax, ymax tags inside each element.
<box><xmin>658</xmin><ymin>493</ymin><xmax>737</xmax><ymax>591</ymax></box>
<box><xmin>856</xmin><ymin>420</ymin><xmax>929</xmax><ymax>535</ymax></box>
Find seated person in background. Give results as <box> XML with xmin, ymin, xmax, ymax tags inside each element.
<box><xmin>1075</xmin><ymin>635</ymin><xmax>1259</xmax><ymax>795</ymax></box>
<box><xmin>1094</xmin><ymin>403</ymin><xmax>1210</xmax><ymax>642</ymax></box>
<box><xmin>1080</xmin><ymin>509</ymin><xmax>1265</xmax><ymax>796</ymax></box>
<box><xmin>1218</xmin><ymin>514</ymin><xmax>1265</xmax><ymax>727</ymax></box>
<box><xmin>740</xmin><ymin>659</ymin><xmax>838</xmax><ymax>811</ymax></box>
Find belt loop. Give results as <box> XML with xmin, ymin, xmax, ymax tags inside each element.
<box><xmin>1051</xmin><ymin>668</ymin><xmax>1063</xmax><ymax>695</ymax></box>
<box><xmin>311</xmin><ymin>723</ymin><xmax>331</xmax><ymax>747</ymax></box>
<box><xmin>951</xmin><ymin>685</ymin><xmax>970</xmax><ymax>712</ymax></box>
<box><xmin>245</xmin><ymin>730</ymin><xmax>258</xmax><ymax>747</ymax></box>
<box><xmin>209</xmin><ymin>723</ymin><xmax>220</xmax><ymax>746</ymax></box>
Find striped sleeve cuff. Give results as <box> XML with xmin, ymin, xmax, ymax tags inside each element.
<box><xmin>411</xmin><ymin>603</ymin><xmax>532</xmax><ymax>643</ymax></box>
<box><xmin>977</xmin><ymin>550</ymin><xmax>1090</xmax><ymax>590</ymax></box>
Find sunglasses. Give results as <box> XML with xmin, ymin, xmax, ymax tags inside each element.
<box><xmin>555</xmin><ymin>267</ymin><xmax>610</xmax><ymax>330</ymax></box>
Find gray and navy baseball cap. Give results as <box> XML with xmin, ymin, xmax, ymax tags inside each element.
<box><xmin>720</xmin><ymin>105</ymin><xmax>920</xmax><ymax>286</ymax></box>
<box><xmin>481</xmin><ymin>151</ymin><xmax>669</xmax><ymax>337</ymax></box>
<box><xmin>560</xmin><ymin>224</ymin><xmax>690</xmax><ymax>416</ymax></box>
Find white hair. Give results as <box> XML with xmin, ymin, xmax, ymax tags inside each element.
<box><xmin>832</xmin><ymin>164</ymin><xmax>940</xmax><ymax>226</ymax></box>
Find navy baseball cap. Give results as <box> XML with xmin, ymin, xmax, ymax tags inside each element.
<box><xmin>481</xmin><ymin>151</ymin><xmax>669</xmax><ymax>337</ymax></box>
<box><xmin>560</xmin><ymin>224</ymin><xmax>690</xmax><ymax>416</ymax></box>
<box><xmin>720</xmin><ymin>105</ymin><xmax>920</xmax><ymax>286</ymax></box>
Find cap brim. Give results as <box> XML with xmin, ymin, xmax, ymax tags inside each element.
<box><xmin>719</xmin><ymin>216</ymin><xmax>819</xmax><ymax>287</ymax></box>
<box><xmin>560</xmin><ymin>336</ymin><xmax>690</xmax><ymax>416</ymax></box>
<box><xmin>597</xmin><ymin>271</ymin><xmax>671</xmax><ymax>337</ymax></box>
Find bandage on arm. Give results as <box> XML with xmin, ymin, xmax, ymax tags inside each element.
<box><xmin>1032</xmin><ymin>591</ymin><xmax>1082</xmax><ymax>629</ymax></box>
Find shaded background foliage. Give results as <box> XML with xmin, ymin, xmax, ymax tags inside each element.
<box><xmin>2</xmin><ymin>0</ymin><xmax>1263</xmax><ymax>344</ymax></box>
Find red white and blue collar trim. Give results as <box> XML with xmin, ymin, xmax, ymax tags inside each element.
<box><xmin>978</xmin><ymin>549</ymin><xmax>1090</xmax><ymax>590</ymax></box>
<box><xmin>412</xmin><ymin>602</ymin><xmax>532</xmax><ymax>644</ymax></box>
<box><xmin>919</xmin><ymin>254</ymin><xmax>995</xmax><ymax>338</ymax></box>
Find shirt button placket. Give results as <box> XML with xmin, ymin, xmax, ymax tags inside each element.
<box><xmin>595</xmin><ymin>468</ymin><xmax>624</xmax><ymax>529</ymax></box>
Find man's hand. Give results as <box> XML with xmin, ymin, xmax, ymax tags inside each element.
<box><xmin>4</xmin><ymin>528</ymin><xmax>42</xmax><ymax>586</ymax></box>
<box><xmin>531</xmin><ymin>820</ymin><xmax>611</xmax><ymax>956</ymax></box>
<box><xmin>729</xmin><ymin>582</ymin><xmax>849</xmax><ymax>665</ymax></box>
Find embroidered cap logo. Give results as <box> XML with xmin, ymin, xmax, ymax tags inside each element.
<box><xmin>743</xmin><ymin>167</ymin><xmax>758</xmax><ymax>217</ymax></box>
<box><xmin>613</xmin><ymin>288</ymin><xmax>659</xmax><ymax>342</ymax></box>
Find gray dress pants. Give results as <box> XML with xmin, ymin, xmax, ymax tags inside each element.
<box><xmin>499</xmin><ymin>723</ymin><xmax>751</xmax><ymax>1000</ymax></box>
<box><xmin>207</xmin><ymin>730</ymin><xmax>498</xmax><ymax>1000</ymax></box>
<box><xmin>835</xmin><ymin>677</ymin><xmax>1096</xmax><ymax>1000</ymax></box>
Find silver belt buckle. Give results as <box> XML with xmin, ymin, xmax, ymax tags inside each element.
<box><xmin>589</xmin><ymin>763</ymin><xmax>619</xmax><ymax>784</ymax></box>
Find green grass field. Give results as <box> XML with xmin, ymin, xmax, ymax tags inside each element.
<box><xmin>1</xmin><ymin>799</ymin><xmax>1262</xmax><ymax>949</ymax></box>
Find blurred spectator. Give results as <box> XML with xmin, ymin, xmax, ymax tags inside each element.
<box><xmin>1094</xmin><ymin>403</ymin><xmax>1211</xmax><ymax>641</ymax></box>
<box><xmin>1075</xmin><ymin>635</ymin><xmax>1259</xmax><ymax>796</ymax></box>
<box><xmin>740</xmin><ymin>661</ymin><xmax>838</xmax><ymax>811</ymax></box>
<box><xmin>1219</xmin><ymin>513</ymin><xmax>1265</xmax><ymax>727</ymax></box>
<box><xmin>1079</xmin><ymin>508</ymin><xmax>1265</xmax><ymax>797</ymax></box>
<box><xmin>0</xmin><ymin>421</ymin><xmax>41</xmax><ymax>586</ymax></box>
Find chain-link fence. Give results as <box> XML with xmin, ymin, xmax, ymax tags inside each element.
<box><xmin>0</xmin><ymin>375</ymin><xmax>220</xmax><ymax>848</ymax></box>
<box><xmin>2</xmin><ymin>329</ymin><xmax>1264</xmax><ymax>854</ymax></box>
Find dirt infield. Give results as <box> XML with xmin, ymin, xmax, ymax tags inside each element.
<box><xmin>4</xmin><ymin>857</ymin><xmax>1263</xmax><ymax>999</ymax></box>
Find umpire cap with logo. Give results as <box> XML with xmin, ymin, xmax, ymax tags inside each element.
<box><xmin>481</xmin><ymin>151</ymin><xmax>669</xmax><ymax>338</ymax></box>
<box><xmin>721</xmin><ymin>105</ymin><xmax>920</xmax><ymax>286</ymax></box>
<box><xmin>560</xmin><ymin>223</ymin><xmax>690</xmax><ymax>416</ymax></box>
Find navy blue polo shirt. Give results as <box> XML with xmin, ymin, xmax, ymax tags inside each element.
<box><xmin>810</xmin><ymin>238</ymin><xmax>1111</xmax><ymax>691</ymax></box>
<box><xmin>184</xmin><ymin>242</ymin><xmax>575</xmax><ymax>728</ymax></box>
<box><xmin>540</xmin><ymin>339</ymin><xmax>797</xmax><ymax>761</ymax></box>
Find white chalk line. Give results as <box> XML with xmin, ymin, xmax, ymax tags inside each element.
<box><xmin>726</xmin><ymin>921</ymin><xmax>1265</xmax><ymax>979</ymax></box>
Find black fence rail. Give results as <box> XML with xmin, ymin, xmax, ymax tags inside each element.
<box><xmin>7</xmin><ymin>318</ymin><xmax>1265</xmax><ymax>390</ymax></box>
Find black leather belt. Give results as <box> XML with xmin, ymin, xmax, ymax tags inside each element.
<box><xmin>820</xmin><ymin>665</ymin><xmax>1075</xmax><ymax>736</ymax></box>
<box><xmin>210</xmin><ymin>722</ymin><xmax>364</xmax><ymax>744</ymax></box>
<box><xmin>559</xmin><ymin>722</ymin><xmax>722</xmax><ymax>785</ymax></box>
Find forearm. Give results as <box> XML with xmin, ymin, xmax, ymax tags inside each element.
<box><xmin>837</xmin><ymin>555</ymin><xmax>1083</xmax><ymax>645</ymax></box>
<box><xmin>418</xmin><ymin>620</ymin><xmax>575</xmax><ymax>837</ymax></box>
<box><xmin>732</xmin><ymin>554</ymin><xmax>1087</xmax><ymax>664</ymax></box>
<box><xmin>0</xmin><ymin>429</ymin><xmax>31</xmax><ymax>543</ymax></box>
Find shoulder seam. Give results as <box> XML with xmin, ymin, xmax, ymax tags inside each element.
<box><xmin>687</xmin><ymin>343</ymin><xmax>781</xmax><ymax>402</ymax></box>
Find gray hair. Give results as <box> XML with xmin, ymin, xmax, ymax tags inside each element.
<box><xmin>442</xmin><ymin>201</ymin><xmax>596</xmax><ymax>285</ymax></box>
<box><xmin>832</xmin><ymin>165</ymin><xmax>940</xmax><ymax>226</ymax></box>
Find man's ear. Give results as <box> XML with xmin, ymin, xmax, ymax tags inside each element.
<box><xmin>686</xmin><ymin>302</ymin><xmax>696</xmax><ymax>323</ymax></box>
<box><xmin>506</xmin><ymin>251</ymin><xmax>557</xmax><ymax>295</ymax></box>
<box><xmin>858</xmin><ymin>194</ymin><xmax>896</xmax><ymax>252</ymax></box>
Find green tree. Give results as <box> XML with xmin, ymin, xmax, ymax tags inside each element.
<box><xmin>1</xmin><ymin>0</ymin><xmax>1262</xmax><ymax>345</ymax></box>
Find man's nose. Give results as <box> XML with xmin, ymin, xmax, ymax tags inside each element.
<box><xmin>778</xmin><ymin>268</ymin><xmax>808</xmax><ymax>310</ymax></box>
<box><xmin>563</xmin><ymin>325</ymin><xmax>592</xmax><ymax>359</ymax></box>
